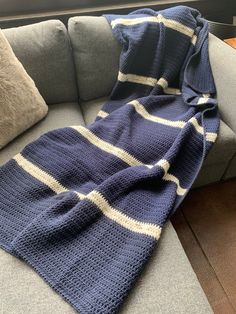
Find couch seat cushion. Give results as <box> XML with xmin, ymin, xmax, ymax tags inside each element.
<box><xmin>223</xmin><ymin>153</ymin><xmax>236</xmax><ymax>180</ymax></box>
<box><xmin>0</xmin><ymin>102</ymin><xmax>85</xmax><ymax>166</ymax></box>
<box><xmin>205</xmin><ymin>120</ymin><xmax>236</xmax><ymax>166</ymax></box>
<box><xmin>0</xmin><ymin>222</ymin><xmax>212</xmax><ymax>314</ymax></box>
<box><xmin>81</xmin><ymin>96</ymin><xmax>107</xmax><ymax>125</ymax></box>
<box><xmin>80</xmin><ymin>97</ymin><xmax>236</xmax><ymax>167</ymax></box>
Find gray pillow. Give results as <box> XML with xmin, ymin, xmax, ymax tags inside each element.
<box><xmin>68</xmin><ymin>16</ymin><xmax>121</xmax><ymax>101</ymax></box>
<box><xmin>0</xmin><ymin>30</ymin><xmax>48</xmax><ymax>149</ymax></box>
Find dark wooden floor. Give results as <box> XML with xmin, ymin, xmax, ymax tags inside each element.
<box><xmin>172</xmin><ymin>179</ymin><xmax>236</xmax><ymax>314</ymax></box>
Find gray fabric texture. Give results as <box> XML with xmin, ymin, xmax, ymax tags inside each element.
<box><xmin>68</xmin><ymin>16</ymin><xmax>121</xmax><ymax>101</ymax></box>
<box><xmin>0</xmin><ymin>102</ymin><xmax>84</xmax><ymax>166</ymax></box>
<box><xmin>193</xmin><ymin>163</ymin><xmax>228</xmax><ymax>188</ymax></box>
<box><xmin>0</xmin><ymin>222</ymin><xmax>212</xmax><ymax>314</ymax></box>
<box><xmin>204</xmin><ymin>120</ymin><xmax>236</xmax><ymax>166</ymax></box>
<box><xmin>3</xmin><ymin>20</ymin><xmax>78</xmax><ymax>105</ymax></box>
<box><xmin>223</xmin><ymin>153</ymin><xmax>236</xmax><ymax>180</ymax></box>
<box><xmin>81</xmin><ymin>96</ymin><xmax>108</xmax><ymax>125</ymax></box>
<box><xmin>209</xmin><ymin>34</ymin><xmax>236</xmax><ymax>134</ymax></box>
<box><xmin>80</xmin><ymin>97</ymin><xmax>236</xmax><ymax>171</ymax></box>
<box><xmin>119</xmin><ymin>222</ymin><xmax>212</xmax><ymax>314</ymax></box>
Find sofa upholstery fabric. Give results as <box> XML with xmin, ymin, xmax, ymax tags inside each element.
<box><xmin>209</xmin><ymin>34</ymin><xmax>236</xmax><ymax>134</ymax></box>
<box><xmin>0</xmin><ymin>102</ymin><xmax>84</xmax><ymax>166</ymax></box>
<box><xmin>0</xmin><ymin>223</ymin><xmax>212</xmax><ymax>314</ymax></box>
<box><xmin>224</xmin><ymin>155</ymin><xmax>236</xmax><ymax>179</ymax></box>
<box><xmin>68</xmin><ymin>16</ymin><xmax>122</xmax><ymax>101</ymax></box>
<box><xmin>208</xmin><ymin>34</ymin><xmax>236</xmax><ymax>179</ymax></box>
<box><xmin>0</xmin><ymin>30</ymin><xmax>48</xmax><ymax>149</ymax></box>
<box><xmin>3</xmin><ymin>20</ymin><xmax>78</xmax><ymax>105</ymax></box>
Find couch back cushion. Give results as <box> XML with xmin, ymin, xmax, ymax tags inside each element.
<box><xmin>68</xmin><ymin>16</ymin><xmax>121</xmax><ymax>101</ymax></box>
<box><xmin>3</xmin><ymin>20</ymin><xmax>78</xmax><ymax>104</ymax></box>
<box><xmin>208</xmin><ymin>33</ymin><xmax>236</xmax><ymax>134</ymax></box>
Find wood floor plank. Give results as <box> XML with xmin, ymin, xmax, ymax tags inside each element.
<box><xmin>172</xmin><ymin>209</ymin><xmax>234</xmax><ymax>311</ymax></box>
<box><xmin>172</xmin><ymin>180</ymin><xmax>236</xmax><ymax>313</ymax></box>
<box><xmin>213</xmin><ymin>300</ymin><xmax>236</xmax><ymax>314</ymax></box>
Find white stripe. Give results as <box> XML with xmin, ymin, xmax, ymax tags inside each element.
<box><xmin>70</xmin><ymin>126</ymin><xmax>187</xmax><ymax>196</ymax></box>
<box><xmin>71</xmin><ymin>126</ymin><xmax>142</xmax><ymax>167</ymax></box>
<box><xmin>164</xmin><ymin>87</ymin><xmax>181</xmax><ymax>95</ymax></box>
<box><xmin>197</xmin><ymin>93</ymin><xmax>210</xmax><ymax>105</ymax></box>
<box><xmin>13</xmin><ymin>153</ymin><xmax>162</xmax><ymax>240</ymax></box>
<box><xmin>111</xmin><ymin>14</ymin><xmax>195</xmax><ymax>39</ymax></box>
<box><xmin>128</xmin><ymin>100</ymin><xmax>217</xmax><ymax>142</ymax></box>
<box><xmin>13</xmin><ymin>153</ymin><xmax>85</xmax><ymax>199</ymax></box>
<box><xmin>118</xmin><ymin>71</ymin><xmax>158</xmax><ymax>87</ymax></box>
<box><xmin>191</xmin><ymin>34</ymin><xmax>197</xmax><ymax>46</ymax></box>
<box><xmin>118</xmin><ymin>71</ymin><xmax>169</xmax><ymax>89</ymax></box>
<box><xmin>97</xmin><ymin>110</ymin><xmax>109</xmax><ymax>118</ymax></box>
<box><xmin>94</xmin><ymin>101</ymin><xmax>217</xmax><ymax>144</ymax></box>
<box><xmin>157</xmin><ymin>77</ymin><xmax>168</xmax><ymax>89</ymax></box>
<box><xmin>197</xmin><ymin>97</ymin><xmax>208</xmax><ymax>105</ymax></box>
<box><xmin>189</xmin><ymin>117</ymin><xmax>217</xmax><ymax>142</ymax></box>
<box><xmin>118</xmin><ymin>72</ymin><xmax>181</xmax><ymax>95</ymax></box>
<box><xmin>146</xmin><ymin>159</ymin><xmax>170</xmax><ymax>172</ymax></box>
<box><xmin>188</xmin><ymin>117</ymin><xmax>204</xmax><ymax>134</ymax></box>
<box><xmin>206</xmin><ymin>133</ymin><xmax>217</xmax><ymax>142</ymax></box>
<box><xmin>129</xmin><ymin>100</ymin><xmax>186</xmax><ymax>128</ymax></box>
<box><xmin>156</xmin><ymin>159</ymin><xmax>170</xmax><ymax>173</ymax></box>
<box><xmin>163</xmin><ymin>173</ymin><xmax>186</xmax><ymax>196</ymax></box>
<box><xmin>87</xmin><ymin>190</ymin><xmax>162</xmax><ymax>240</ymax></box>
<box><xmin>118</xmin><ymin>71</ymin><xmax>181</xmax><ymax>94</ymax></box>
<box><xmin>146</xmin><ymin>159</ymin><xmax>186</xmax><ymax>195</ymax></box>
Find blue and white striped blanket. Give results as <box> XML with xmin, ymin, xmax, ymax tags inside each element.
<box><xmin>0</xmin><ymin>6</ymin><xmax>219</xmax><ymax>314</ymax></box>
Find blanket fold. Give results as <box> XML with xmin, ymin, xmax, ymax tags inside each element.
<box><xmin>0</xmin><ymin>6</ymin><xmax>219</xmax><ymax>314</ymax></box>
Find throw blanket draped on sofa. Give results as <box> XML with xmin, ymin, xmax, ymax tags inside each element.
<box><xmin>0</xmin><ymin>6</ymin><xmax>219</xmax><ymax>314</ymax></box>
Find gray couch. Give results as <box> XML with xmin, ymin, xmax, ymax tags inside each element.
<box><xmin>0</xmin><ymin>16</ymin><xmax>236</xmax><ymax>313</ymax></box>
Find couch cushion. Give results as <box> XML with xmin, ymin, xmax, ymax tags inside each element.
<box><xmin>0</xmin><ymin>102</ymin><xmax>85</xmax><ymax>166</ymax></box>
<box><xmin>205</xmin><ymin>120</ymin><xmax>236</xmax><ymax>166</ymax></box>
<box><xmin>0</xmin><ymin>30</ymin><xmax>48</xmax><ymax>149</ymax></box>
<box><xmin>81</xmin><ymin>96</ymin><xmax>108</xmax><ymax>125</ymax></box>
<box><xmin>194</xmin><ymin>163</ymin><xmax>229</xmax><ymax>188</ymax></box>
<box><xmin>0</xmin><ymin>222</ymin><xmax>212</xmax><ymax>314</ymax></box>
<box><xmin>209</xmin><ymin>34</ymin><xmax>236</xmax><ymax>134</ymax></box>
<box><xmin>80</xmin><ymin>97</ymin><xmax>236</xmax><ymax>168</ymax></box>
<box><xmin>223</xmin><ymin>153</ymin><xmax>236</xmax><ymax>180</ymax></box>
<box><xmin>3</xmin><ymin>20</ymin><xmax>78</xmax><ymax>105</ymax></box>
<box><xmin>68</xmin><ymin>16</ymin><xmax>121</xmax><ymax>101</ymax></box>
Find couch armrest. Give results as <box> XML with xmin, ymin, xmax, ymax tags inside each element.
<box><xmin>209</xmin><ymin>33</ymin><xmax>236</xmax><ymax>134</ymax></box>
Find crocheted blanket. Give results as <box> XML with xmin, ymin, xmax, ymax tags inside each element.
<box><xmin>0</xmin><ymin>6</ymin><xmax>219</xmax><ymax>314</ymax></box>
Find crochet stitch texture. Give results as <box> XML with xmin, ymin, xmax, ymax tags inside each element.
<box><xmin>0</xmin><ymin>6</ymin><xmax>219</xmax><ymax>314</ymax></box>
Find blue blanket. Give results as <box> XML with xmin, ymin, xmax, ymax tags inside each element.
<box><xmin>0</xmin><ymin>6</ymin><xmax>219</xmax><ymax>314</ymax></box>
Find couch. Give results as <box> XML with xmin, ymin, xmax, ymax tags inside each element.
<box><xmin>0</xmin><ymin>16</ymin><xmax>235</xmax><ymax>313</ymax></box>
